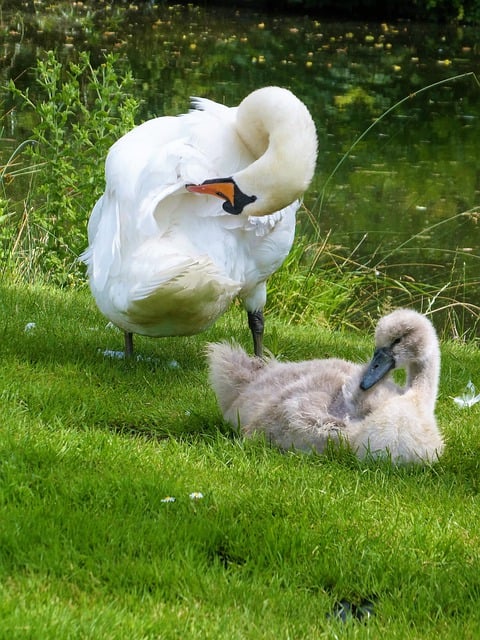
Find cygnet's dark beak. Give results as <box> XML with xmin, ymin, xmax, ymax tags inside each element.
<box><xmin>360</xmin><ymin>347</ymin><xmax>395</xmax><ymax>390</ymax></box>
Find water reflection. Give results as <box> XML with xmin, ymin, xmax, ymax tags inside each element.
<box><xmin>1</xmin><ymin>4</ymin><xmax>479</xmax><ymax>333</ymax></box>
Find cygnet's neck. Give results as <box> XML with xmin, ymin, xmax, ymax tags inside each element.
<box><xmin>405</xmin><ymin>346</ymin><xmax>440</xmax><ymax>412</ymax></box>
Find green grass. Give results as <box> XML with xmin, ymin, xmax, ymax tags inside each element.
<box><xmin>0</xmin><ymin>280</ymin><xmax>480</xmax><ymax>638</ymax></box>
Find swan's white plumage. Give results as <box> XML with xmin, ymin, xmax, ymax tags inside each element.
<box><xmin>81</xmin><ymin>87</ymin><xmax>317</xmax><ymax>350</ymax></box>
<box><xmin>207</xmin><ymin>309</ymin><xmax>444</xmax><ymax>464</ymax></box>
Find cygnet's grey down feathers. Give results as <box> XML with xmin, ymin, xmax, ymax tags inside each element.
<box><xmin>207</xmin><ymin>308</ymin><xmax>444</xmax><ymax>464</ymax></box>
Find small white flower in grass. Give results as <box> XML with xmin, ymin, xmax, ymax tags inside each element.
<box><xmin>161</xmin><ymin>496</ymin><xmax>176</xmax><ymax>503</ymax></box>
<box><xmin>453</xmin><ymin>380</ymin><xmax>480</xmax><ymax>409</ymax></box>
<box><xmin>24</xmin><ymin>322</ymin><xmax>36</xmax><ymax>332</ymax></box>
<box><xmin>189</xmin><ymin>492</ymin><xmax>204</xmax><ymax>500</ymax></box>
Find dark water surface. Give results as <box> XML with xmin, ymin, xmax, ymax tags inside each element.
<box><xmin>1</xmin><ymin>3</ymin><xmax>479</xmax><ymax>333</ymax></box>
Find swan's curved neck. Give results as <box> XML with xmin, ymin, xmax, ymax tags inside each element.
<box><xmin>406</xmin><ymin>348</ymin><xmax>440</xmax><ymax>411</ymax></box>
<box><xmin>233</xmin><ymin>87</ymin><xmax>318</xmax><ymax>217</ymax></box>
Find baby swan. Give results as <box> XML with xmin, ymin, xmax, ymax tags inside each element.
<box><xmin>207</xmin><ymin>308</ymin><xmax>444</xmax><ymax>464</ymax></box>
<box><xmin>342</xmin><ymin>308</ymin><xmax>444</xmax><ymax>463</ymax></box>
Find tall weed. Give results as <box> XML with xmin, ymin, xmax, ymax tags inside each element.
<box><xmin>268</xmin><ymin>206</ymin><xmax>480</xmax><ymax>340</ymax></box>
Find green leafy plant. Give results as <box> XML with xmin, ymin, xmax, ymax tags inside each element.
<box><xmin>5</xmin><ymin>50</ymin><xmax>140</xmax><ymax>284</ymax></box>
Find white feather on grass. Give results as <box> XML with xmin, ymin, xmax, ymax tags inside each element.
<box><xmin>453</xmin><ymin>381</ymin><xmax>480</xmax><ymax>409</ymax></box>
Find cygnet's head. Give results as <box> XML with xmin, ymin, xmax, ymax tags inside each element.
<box><xmin>360</xmin><ymin>309</ymin><xmax>439</xmax><ymax>391</ymax></box>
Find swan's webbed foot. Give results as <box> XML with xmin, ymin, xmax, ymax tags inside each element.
<box><xmin>247</xmin><ymin>310</ymin><xmax>264</xmax><ymax>357</ymax></box>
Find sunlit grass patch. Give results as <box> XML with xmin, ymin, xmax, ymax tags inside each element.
<box><xmin>0</xmin><ymin>281</ymin><xmax>479</xmax><ymax>636</ymax></box>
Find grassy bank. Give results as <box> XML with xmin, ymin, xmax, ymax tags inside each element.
<box><xmin>0</xmin><ymin>281</ymin><xmax>479</xmax><ymax>638</ymax></box>
<box><xmin>1</xmin><ymin>48</ymin><xmax>479</xmax><ymax>638</ymax></box>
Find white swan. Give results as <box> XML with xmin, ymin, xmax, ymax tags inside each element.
<box><xmin>207</xmin><ymin>309</ymin><xmax>444</xmax><ymax>464</ymax></box>
<box><xmin>81</xmin><ymin>87</ymin><xmax>318</xmax><ymax>356</ymax></box>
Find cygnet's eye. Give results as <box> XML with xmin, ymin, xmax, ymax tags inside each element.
<box><xmin>391</xmin><ymin>337</ymin><xmax>402</xmax><ymax>347</ymax></box>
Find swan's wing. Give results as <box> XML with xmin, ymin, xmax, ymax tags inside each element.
<box><xmin>80</xmin><ymin>193</ymin><xmax>122</xmax><ymax>290</ymax></box>
<box><xmin>129</xmin><ymin>255</ymin><xmax>237</xmax><ymax>301</ymax></box>
<box><xmin>83</xmin><ymin>98</ymin><xmax>292</xmax><ymax>299</ymax></box>
<box><xmin>120</xmin><ymin>254</ymin><xmax>242</xmax><ymax>336</ymax></box>
<box><xmin>83</xmin><ymin>130</ymin><xmax>226</xmax><ymax>286</ymax></box>
<box><xmin>134</xmin><ymin>141</ymin><xmax>216</xmax><ymax>235</ymax></box>
<box><xmin>99</xmin><ymin>101</ymin><xmax>250</xmax><ymax>232</ymax></box>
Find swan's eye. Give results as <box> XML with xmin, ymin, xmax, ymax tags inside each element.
<box><xmin>391</xmin><ymin>337</ymin><xmax>402</xmax><ymax>347</ymax></box>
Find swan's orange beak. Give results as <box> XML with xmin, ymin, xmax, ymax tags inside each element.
<box><xmin>186</xmin><ymin>177</ymin><xmax>256</xmax><ymax>215</ymax></box>
<box><xmin>186</xmin><ymin>180</ymin><xmax>235</xmax><ymax>208</ymax></box>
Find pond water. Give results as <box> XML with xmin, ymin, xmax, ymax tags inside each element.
<box><xmin>1</xmin><ymin>3</ymin><xmax>479</xmax><ymax>335</ymax></box>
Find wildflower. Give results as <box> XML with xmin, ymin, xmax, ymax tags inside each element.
<box><xmin>161</xmin><ymin>496</ymin><xmax>176</xmax><ymax>503</ymax></box>
<box><xmin>24</xmin><ymin>322</ymin><xmax>36</xmax><ymax>332</ymax></box>
<box><xmin>189</xmin><ymin>492</ymin><xmax>204</xmax><ymax>500</ymax></box>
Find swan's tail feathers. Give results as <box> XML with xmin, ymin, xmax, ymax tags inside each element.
<box><xmin>206</xmin><ymin>342</ymin><xmax>264</xmax><ymax>416</ymax></box>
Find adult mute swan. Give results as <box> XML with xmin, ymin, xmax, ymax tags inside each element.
<box><xmin>207</xmin><ymin>309</ymin><xmax>444</xmax><ymax>464</ymax></box>
<box><xmin>81</xmin><ymin>87</ymin><xmax>318</xmax><ymax>357</ymax></box>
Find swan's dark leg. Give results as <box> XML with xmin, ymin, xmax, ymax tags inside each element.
<box><xmin>247</xmin><ymin>310</ymin><xmax>264</xmax><ymax>357</ymax></box>
<box><xmin>124</xmin><ymin>331</ymin><xmax>134</xmax><ymax>358</ymax></box>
